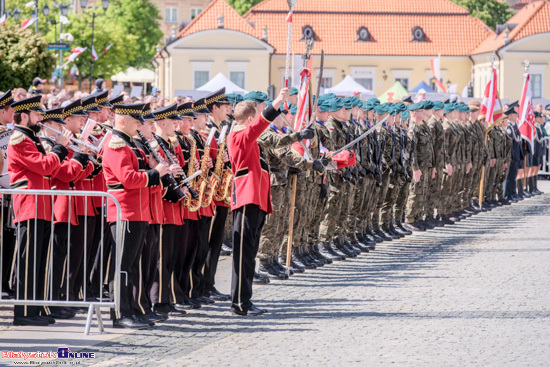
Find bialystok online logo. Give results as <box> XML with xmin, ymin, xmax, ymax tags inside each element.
<box><xmin>1</xmin><ymin>348</ymin><xmax>95</xmax><ymax>360</ymax></box>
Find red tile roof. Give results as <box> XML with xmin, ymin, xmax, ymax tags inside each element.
<box><xmin>178</xmin><ymin>0</ymin><xmax>261</xmax><ymax>39</ymax></box>
<box><xmin>472</xmin><ymin>0</ymin><xmax>550</xmax><ymax>54</ymax></box>
<box><xmin>178</xmin><ymin>0</ymin><xmax>494</xmax><ymax>56</ymax></box>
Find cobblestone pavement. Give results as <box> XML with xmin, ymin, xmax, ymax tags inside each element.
<box><xmin>6</xmin><ymin>187</ymin><xmax>550</xmax><ymax>367</ymax></box>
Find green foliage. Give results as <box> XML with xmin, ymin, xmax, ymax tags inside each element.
<box><xmin>0</xmin><ymin>24</ymin><xmax>56</xmax><ymax>91</ymax></box>
<box><xmin>452</xmin><ymin>0</ymin><xmax>513</xmax><ymax>30</ymax></box>
<box><xmin>226</xmin><ymin>0</ymin><xmax>263</xmax><ymax>15</ymax></box>
<box><xmin>2</xmin><ymin>0</ymin><xmax>163</xmax><ymax>81</ymax></box>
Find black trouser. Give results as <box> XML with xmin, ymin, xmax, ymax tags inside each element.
<box><xmin>1</xmin><ymin>197</ymin><xmax>16</xmax><ymax>293</ymax></box>
<box><xmin>231</xmin><ymin>204</ymin><xmax>266</xmax><ymax>312</ymax></box>
<box><xmin>189</xmin><ymin>216</ymin><xmax>212</xmax><ymax>299</ymax></box>
<box><xmin>91</xmin><ymin>215</ymin><xmax>114</xmax><ymax>294</ymax></box>
<box><xmin>14</xmin><ymin>219</ymin><xmax>51</xmax><ymax>318</ymax></box>
<box><xmin>176</xmin><ymin>219</ymin><xmax>198</xmax><ymax>300</ymax></box>
<box><xmin>151</xmin><ymin>224</ymin><xmax>182</xmax><ymax>305</ymax></box>
<box><xmin>136</xmin><ymin>224</ymin><xmax>158</xmax><ymax>314</ymax></box>
<box><xmin>87</xmin><ymin>212</ymin><xmax>105</xmax><ymax>297</ymax></box>
<box><xmin>50</xmin><ymin>222</ymin><xmax>73</xmax><ymax>310</ymax></box>
<box><xmin>63</xmin><ymin>215</ymin><xmax>96</xmax><ymax>301</ymax></box>
<box><xmin>204</xmin><ymin>206</ymin><xmax>229</xmax><ymax>294</ymax></box>
<box><xmin>109</xmin><ymin>221</ymin><xmax>148</xmax><ymax>319</ymax></box>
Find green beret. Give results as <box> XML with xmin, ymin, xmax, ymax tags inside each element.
<box><xmin>367</xmin><ymin>98</ymin><xmax>380</xmax><ymax>107</ymax></box>
<box><xmin>318</xmin><ymin>100</ymin><xmax>331</xmax><ymax>113</ymax></box>
<box><xmin>423</xmin><ymin>100</ymin><xmax>434</xmax><ymax>110</ymax></box>
<box><xmin>290</xmin><ymin>105</ymin><xmax>297</xmax><ymax>115</ymax></box>
<box><xmin>408</xmin><ymin>102</ymin><xmax>424</xmax><ymax>111</ymax></box>
<box><xmin>401</xmin><ymin>110</ymin><xmax>410</xmax><ymax>120</ymax></box>
<box><xmin>457</xmin><ymin>103</ymin><xmax>469</xmax><ymax>113</ymax></box>
<box><xmin>374</xmin><ymin>104</ymin><xmax>388</xmax><ymax>114</ymax></box>
<box><xmin>389</xmin><ymin>105</ymin><xmax>400</xmax><ymax>116</ymax></box>
<box><xmin>329</xmin><ymin>97</ymin><xmax>345</xmax><ymax>112</ymax></box>
<box><xmin>289</xmin><ymin>87</ymin><xmax>299</xmax><ymax>96</ymax></box>
<box><xmin>444</xmin><ymin>103</ymin><xmax>457</xmax><ymax>114</ymax></box>
<box><xmin>226</xmin><ymin>93</ymin><xmax>243</xmax><ymax>105</ymax></box>
<box><xmin>318</xmin><ymin>93</ymin><xmax>335</xmax><ymax>102</ymax></box>
<box><xmin>343</xmin><ymin>97</ymin><xmax>355</xmax><ymax>110</ymax></box>
<box><xmin>432</xmin><ymin>101</ymin><xmax>444</xmax><ymax>111</ymax></box>
<box><xmin>395</xmin><ymin>102</ymin><xmax>407</xmax><ymax>112</ymax></box>
<box><xmin>265</xmin><ymin>99</ymin><xmax>273</xmax><ymax>107</ymax></box>
<box><xmin>244</xmin><ymin>91</ymin><xmax>268</xmax><ymax>103</ymax></box>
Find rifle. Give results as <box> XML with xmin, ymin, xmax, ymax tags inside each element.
<box><xmin>376</xmin><ymin>127</ymin><xmax>386</xmax><ymax>185</ymax></box>
<box><xmin>390</xmin><ymin>127</ymin><xmax>397</xmax><ymax>176</ymax></box>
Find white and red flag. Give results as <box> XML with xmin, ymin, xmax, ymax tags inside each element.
<box><xmin>64</xmin><ymin>47</ymin><xmax>87</xmax><ymax>62</ymax></box>
<box><xmin>21</xmin><ymin>16</ymin><xmax>37</xmax><ymax>30</ymax></box>
<box><xmin>430</xmin><ymin>54</ymin><xmax>447</xmax><ymax>93</ymax></box>
<box><xmin>0</xmin><ymin>13</ymin><xmax>7</xmax><ymax>26</ymax></box>
<box><xmin>291</xmin><ymin>66</ymin><xmax>312</xmax><ymax>160</ymax></box>
<box><xmin>518</xmin><ymin>72</ymin><xmax>536</xmax><ymax>152</ymax></box>
<box><xmin>102</xmin><ymin>43</ymin><xmax>113</xmax><ymax>55</ymax></box>
<box><xmin>479</xmin><ymin>66</ymin><xmax>503</xmax><ymax>128</ymax></box>
<box><xmin>91</xmin><ymin>46</ymin><xmax>98</xmax><ymax>61</ymax></box>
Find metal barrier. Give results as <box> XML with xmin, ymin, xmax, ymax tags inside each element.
<box><xmin>0</xmin><ymin>189</ymin><xmax>123</xmax><ymax>335</ymax></box>
<box><xmin>538</xmin><ymin>138</ymin><xmax>550</xmax><ymax>176</ymax></box>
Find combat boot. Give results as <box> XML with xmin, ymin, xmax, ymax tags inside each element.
<box><xmin>272</xmin><ymin>257</ymin><xmax>292</xmax><ymax>278</ymax></box>
<box><xmin>373</xmin><ymin>223</ymin><xmax>392</xmax><ymax>241</ymax></box>
<box><xmin>296</xmin><ymin>246</ymin><xmax>317</xmax><ymax>269</ymax></box>
<box><xmin>388</xmin><ymin>223</ymin><xmax>405</xmax><ymax>237</ymax></box>
<box><xmin>395</xmin><ymin>222</ymin><xmax>413</xmax><ymax>235</ymax></box>
<box><xmin>342</xmin><ymin>236</ymin><xmax>361</xmax><ymax>256</ymax></box>
<box><xmin>333</xmin><ymin>238</ymin><xmax>356</xmax><ymax>258</ymax></box>
<box><xmin>304</xmin><ymin>245</ymin><xmax>325</xmax><ymax>267</ymax></box>
<box><xmin>259</xmin><ymin>258</ymin><xmax>286</xmax><ymax>280</ymax></box>
<box><xmin>310</xmin><ymin>243</ymin><xmax>332</xmax><ymax>264</ymax></box>
<box><xmin>318</xmin><ymin>242</ymin><xmax>345</xmax><ymax>261</ymax></box>
<box><xmin>280</xmin><ymin>255</ymin><xmax>305</xmax><ymax>274</ymax></box>
<box><xmin>358</xmin><ymin>231</ymin><xmax>376</xmax><ymax>250</ymax></box>
<box><xmin>366</xmin><ymin>224</ymin><xmax>384</xmax><ymax>243</ymax></box>
<box><xmin>253</xmin><ymin>272</ymin><xmax>270</xmax><ymax>285</ymax></box>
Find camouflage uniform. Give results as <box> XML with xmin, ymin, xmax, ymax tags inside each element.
<box><xmin>394</xmin><ymin>126</ymin><xmax>412</xmax><ymax>224</ymax></box>
<box><xmin>471</xmin><ymin>120</ymin><xmax>489</xmax><ymax>203</ymax></box>
<box><xmin>405</xmin><ymin>119</ymin><xmax>434</xmax><ymax>223</ymax></box>
<box><xmin>380</xmin><ymin>124</ymin><xmax>404</xmax><ymax>230</ymax></box>
<box><xmin>425</xmin><ymin>115</ymin><xmax>445</xmax><ymax>219</ymax></box>
<box><xmin>375</xmin><ymin>125</ymin><xmax>394</xmax><ymax>228</ymax></box>
<box><xmin>441</xmin><ymin>118</ymin><xmax>458</xmax><ymax>216</ymax></box>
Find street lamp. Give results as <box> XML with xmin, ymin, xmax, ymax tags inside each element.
<box><xmin>42</xmin><ymin>4</ymin><xmax>50</xmax><ymax>16</ymax></box>
<box><xmin>12</xmin><ymin>8</ymin><xmax>21</xmax><ymax>21</ymax></box>
<box><xmin>81</xmin><ymin>0</ymin><xmax>110</xmax><ymax>92</ymax></box>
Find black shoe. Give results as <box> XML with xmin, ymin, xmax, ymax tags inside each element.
<box><xmin>311</xmin><ymin>245</ymin><xmax>333</xmax><ymax>264</ymax></box>
<box><xmin>387</xmin><ymin>225</ymin><xmax>404</xmax><ymax>238</ymax></box>
<box><xmin>231</xmin><ymin>304</ymin><xmax>267</xmax><ymax>316</ymax></box>
<box><xmin>113</xmin><ymin>316</ymin><xmax>152</xmax><ymax>329</ymax></box>
<box><xmin>296</xmin><ymin>252</ymin><xmax>317</xmax><ymax>269</ymax></box>
<box><xmin>427</xmin><ymin>217</ymin><xmax>444</xmax><ymax>228</ymax></box>
<box><xmin>260</xmin><ymin>259</ymin><xmax>286</xmax><ymax>279</ymax></box>
<box><xmin>270</xmin><ymin>259</ymin><xmax>291</xmax><ymax>278</ymax></box>
<box><xmin>206</xmin><ymin>287</ymin><xmax>230</xmax><ymax>301</ymax></box>
<box><xmin>135</xmin><ymin>314</ymin><xmax>155</xmax><ymax>327</ymax></box>
<box><xmin>498</xmin><ymin>198</ymin><xmax>512</xmax><ymax>205</ymax></box>
<box><xmin>329</xmin><ymin>241</ymin><xmax>348</xmax><ymax>260</ymax></box>
<box><xmin>220</xmin><ymin>244</ymin><xmax>233</xmax><ymax>256</ymax></box>
<box><xmin>47</xmin><ymin>308</ymin><xmax>76</xmax><ymax>319</ymax></box>
<box><xmin>154</xmin><ymin>303</ymin><xmax>186</xmax><ymax>317</ymax></box>
<box><xmin>282</xmin><ymin>256</ymin><xmax>305</xmax><ymax>273</ymax></box>
<box><xmin>37</xmin><ymin>315</ymin><xmax>56</xmax><ymax>324</ymax></box>
<box><xmin>337</xmin><ymin>241</ymin><xmax>357</xmax><ymax>257</ymax></box>
<box><xmin>381</xmin><ymin>228</ymin><xmax>399</xmax><ymax>240</ymax></box>
<box><xmin>403</xmin><ymin>222</ymin><xmax>424</xmax><ymax>232</ymax></box>
<box><xmin>304</xmin><ymin>249</ymin><xmax>325</xmax><ymax>267</ymax></box>
<box><xmin>352</xmin><ymin>240</ymin><xmax>370</xmax><ymax>252</ymax></box>
<box><xmin>195</xmin><ymin>296</ymin><xmax>215</xmax><ymax>305</ymax></box>
<box><xmin>142</xmin><ymin>311</ymin><xmax>168</xmax><ymax>323</ymax></box>
<box><xmin>420</xmin><ymin>220</ymin><xmax>435</xmax><ymax>230</ymax></box>
<box><xmin>373</xmin><ymin>228</ymin><xmax>392</xmax><ymax>241</ymax></box>
<box><xmin>177</xmin><ymin>297</ymin><xmax>202</xmax><ymax>310</ymax></box>
<box><xmin>253</xmin><ymin>272</ymin><xmax>270</xmax><ymax>285</ymax></box>
<box><xmin>13</xmin><ymin>315</ymin><xmax>50</xmax><ymax>326</ymax></box>
<box><xmin>366</xmin><ymin>227</ymin><xmax>383</xmax><ymax>243</ymax></box>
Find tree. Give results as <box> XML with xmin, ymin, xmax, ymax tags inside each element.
<box><xmin>227</xmin><ymin>0</ymin><xmax>263</xmax><ymax>15</ymax></box>
<box><xmin>0</xmin><ymin>24</ymin><xmax>56</xmax><ymax>91</ymax></box>
<box><xmin>451</xmin><ymin>0</ymin><xmax>513</xmax><ymax>30</ymax></box>
<box><xmin>107</xmin><ymin>0</ymin><xmax>163</xmax><ymax>69</ymax></box>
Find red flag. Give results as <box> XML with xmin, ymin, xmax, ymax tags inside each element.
<box><xmin>21</xmin><ymin>16</ymin><xmax>37</xmax><ymax>30</ymax></box>
<box><xmin>291</xmin><ymin>62</ymin><xmax>313</xmax><ymax>159</ymax></box>
<box><xmin>91</xmin><ymin>46</ymin><xmax>98</xmax><ymax>61</ymax></box>
<box><xmin>479</xmin><ymin>67</ymin><xmax>503</xmax><ymax>128</ymax></box>
<box><xmin>102</xmin><ymin>43</ymin><xmax>113</xmax><ymax>54</ymax></box>
<box><xmin>518</xmin><ymin>72</ymin><xmax>536</xmax><ymax>152</ymax></box>
<box><xmin>430</xmin><ymin>55</ymin><xmax>447</xmax><ymax>93</ymax></box>
<box><xmin>285</xmin><ymin>11</ymin><xmax>293</xmax><ymax>23</ymax></box>
<box><xmin>330</xmin><ymin>150</ymin><xmax>357</xmax><ymax>169</ymax></box>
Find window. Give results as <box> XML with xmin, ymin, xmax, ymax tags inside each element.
<box><xmin>230</xmin><ymin>72</ymin><xmax>245</xmax><ymax>89</ymax></box>
<box><xmin>351</xmin><ymin>66</ymin><xmax>376</xmax><ymax>91</ymax></box>
<box><xmin>392</xmin><ymin>69</ymin><xmax>411</xmax><ymax>90</ymax></box>
<box><xmin>190</xmin><ymin>8</ymin><xmax>202</xmax><ymax>19</ymax></box>
<box><xmin>316</xmin><ymin>68</ymin><xmax>334</xmax><ymax>89</ymax></box>
<box><xmin>320</xmin><ymin>77</ymin><xmax>333</xmax><ymax>88</ymax></box>
<box><xmin>194</xmin><ymin>71</ymin><xmax>209</xmax><ymax>88</ymax></box>
<box><xmin>165</xmin><ymin>7</ymin><xmax>178</xmax><ymax>23</ymax></box>
<box><xmin>531</xmin><ymin>74</ymin><xmax>542</xmax><ymax>98</ymax></box>
<box><xmin>425</xmin><ymin>69</ymin><xmax>447</xmax><ymax>92</ymax></box>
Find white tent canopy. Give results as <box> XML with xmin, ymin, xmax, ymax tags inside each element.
<box><xmin>197</xmin><ymin>72</ymin><xmax>248</xmax><ymax>94</ymax></box>
<box><xmin>325</xmin><ymin>75</ymin><xmax>376</xmax><ymax>99</ymax></box>
<box><xmin>111</xmin><ymin>67</ymin><xmax>155</xmax><ymax>83</ymax></box>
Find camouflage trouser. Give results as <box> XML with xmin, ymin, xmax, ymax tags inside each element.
<box><xmin>281</xmin><ymin>174</ymin><xmax>308</xmax><ymax>256</ymax></box>
<box><xmin>471</xmin><ymin>163</ymin><xmax>483</xmax><ymax>201</ymax></box>
<box><xmin>497</xmin><ymin>159</ymin><xmax>508</xmax><ymax>200</ymax></box>
<box><xmin>452</xmin><ymin>164</ymin><xmax>465</xmax><ymax>212</ymax></box>
<box><xmin>310</xmin><ymin>182</ymin><xmax>327</xmax><ymax>245</ymax></box>
<box><xmin>341</xmin><ymin>180</ymin><xmax>356</xmax><ymax>237</ymax></box>
<box><xmin>462</xmin><ymin>168</ymin><xmax>474</xmax><ymax>208</ymax></box>
<box><xmin>484</xmin><ymin>163</ymin><xmax>498</xmax><ymax>201</ymax></box>
<box><xmin>258</xmin><ymin>184</ymin><xmax>286</xmax><ymax>259</ymax></box>
<box><xmin>318</xmin><ymin>175</ymin><xmax>344</xmax><ymax>242</ymax></box>
<box><xmin>425</xmin><ymin>167</ymin><xmax>444</xmax><ymax>218</ymax></box>
<box><xmin>374</xmin><ymin>170</ymin><xmax>392</xmax><ymax>226</ymax></box>
<box><xmin>440</xmin><ymin>169</ymin><xmax>453</xmax><ymax>215</ymax></box>
<box><xmin>365</xmin><ymin>180</ymin><xmax>381</xmax><ymax>229</ymax></box>
<box><xmin>394</xmin><ymin>180</ymin><xmax>411</xmax><ymax>223</ymax></box>
<box><xmin>380</xmin><ymin>174</ymin><xmax>403</xmax><ymax>228</ymax></box>
<box><xmin>357</xmin><ymin>178</ymin><xmax>375</xmax><ymax>231</ymax></box>
<box><xmin>303</xmin><ymin>176</ymin><xmax>321</xmax><ymax>245</ymax></box>
<box><xmin>405</xmin><ymin>167</ymin><xmax>429</xmax><ymax>222</ymax></box>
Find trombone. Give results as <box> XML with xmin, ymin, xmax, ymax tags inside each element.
<box><xmin>40</xmin><ymin>135</ymin><xmax>99</xmax><ymax>164</ymax></box>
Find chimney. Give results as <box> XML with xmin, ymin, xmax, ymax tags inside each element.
<box><xmin>218</xmin><ymin>15</ymin><xmax>224</xmax><ymax>29</ymax></box>
<box><xmin>262</xmin><ymin>26</ymin><xmax>268</xmax><ymax>42</ymax></box>
<box><xmin>504</xmin><ymin>28</ymin><xmax>510</xmax><ymax>45</ymax></box>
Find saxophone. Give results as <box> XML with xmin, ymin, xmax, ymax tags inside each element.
<box><xmin>213</xmin><ymin>125</ymin><xmax>233</xmax><ymax>202</ymax></box>
<box><xmin>184</xmin><ymin>138</ymin><xmax>202</xmax><ymax>212</ymax></box>
<box><xmin>200</xmin><ymin>143</ymin><xmax>219</xmax><ymax>208</ymax></box>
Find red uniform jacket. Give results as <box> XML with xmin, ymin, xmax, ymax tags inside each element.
<box><xmin>8</xmin><ymin>126</ymin><xmax>68</xmax><ymax>223</ymax></box>
<box><xmin>157</xmin><ymin>135</ymin><xmax>184</xmax><ymax>226</ymax></box>
<box><xmin>103</xmin><ymin>129</ymin><xmax>160</xmax><ymax>223</ymax></box>
<box><xmin>227</xmin><ymin>105</ymin><xmax>280</xmax><ymax>214</ymax></box>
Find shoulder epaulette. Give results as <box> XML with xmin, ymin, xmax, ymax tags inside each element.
<box><xmin>0</xmin><ymin>126</ymin><xmax>7</xmax><ymax>132</ymax></box>
<box><xmin>9</xmin><ymin>131</ymin><xmax>25</xmax><ymax>145</ymax></box>
<box><xmin>108</xmin><ymin>135</ymin><xmax>126</xmax><ymax>150</ymax></box>
<box><xmin>233</xmin><ymin>125</ymin><xmax>246</xmax><ymax>133</ymax></box>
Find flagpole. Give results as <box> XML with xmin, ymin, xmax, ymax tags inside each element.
<box><xmin>478</xmin><ymin>131</ymin><xmax>488</xmax><ymax>207</ymax></box>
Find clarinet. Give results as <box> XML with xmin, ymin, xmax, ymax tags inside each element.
<box><xmin>137</xmin><ymin>131</ymin><xmax>186</xmax><ymax>201</ymax></box>
<box><xmin>152</xmin><ymin>132</ymin><xmax>200</xmax><ymax>200</ymax></box>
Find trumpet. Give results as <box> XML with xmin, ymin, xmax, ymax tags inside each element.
<box><xmin>39</xmin><ymin>123</ymin><xmax>100</xmax><ymax>153</ymax></box>
<box><xmin>41</xmin><ymin>135</ymin><xmax>99</xmax><ymax>164</ymax></box>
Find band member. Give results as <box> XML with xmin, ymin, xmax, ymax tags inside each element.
<box><xmin>103</xmin><ymin>104</ymin><xmax>177</xmax><ymax>329</ymax></box>
<box><xmin>204</xmin><ymin>88</ymin><xmax>232</xmax><ymax>301</ymax></box>
<box><xmin>150</xmin><ymin>103</ymin><xmax>187</xmax><ymax>317</ymax></box>
<box><xmin>8</xmin><ymin>95</ymin><xmax>71</xmax><ymax>326</ymax></box>
<box><xmin>227</xmin><ymin>87</ymin><xmax>289</xmax><ymax>316</ymax></box>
